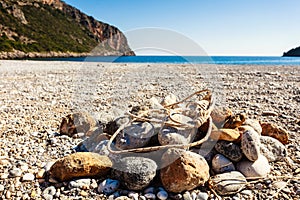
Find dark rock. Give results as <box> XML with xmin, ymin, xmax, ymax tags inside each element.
<box><xmin>215</xmin><ymin>141</ymin><xmax>243</xmax><ymax>162</ymax></box>
<box><xmin>112</xmin><ymin>157</ymin><xmax>157</xmax><ymax>190</ymax></box>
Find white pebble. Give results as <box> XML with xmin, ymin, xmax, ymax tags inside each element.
<box><xmin>144</xmin><ymin>193</ymin><xmax>156</xmax><ymax>199</ymax></box>
<box><xmin>128</xmin><ymin>192</ymin><xmax>139</xmax><ymax>200</ymax></box>
<box><xmin>22</xmin><ymin>173</ymin><xmax>35</xmax><ymax>181</ymax></box>
<box><xmin>197</xmin><ymin>192</ymin><xmax>209</xmax><ymax>200</ymax></box>
<box><xmin>157</xmin><ymin>190</ymin><xmax>168</xmax><ymax>200</ymax></box>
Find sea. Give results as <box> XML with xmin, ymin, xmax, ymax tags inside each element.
<box><xmin>42</xmin><ymin>56</ymin><xmax>300</xmax><ymax>65</ymax></box>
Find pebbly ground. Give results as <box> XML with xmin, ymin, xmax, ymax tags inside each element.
<box><xmin>0</xmin><ymin>60</ymin><xmax>299</xmax><ymax>199</ymax></box>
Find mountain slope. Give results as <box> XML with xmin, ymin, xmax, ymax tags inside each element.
<box><xmin>0</xmin><ymin>0</ymin><xmax>134</xmax><ymax>58</ymax></box>
<box><xmin>283</xmin><ymin>46</ymin><xmax>300</xmax><ymax>57</ymax></box>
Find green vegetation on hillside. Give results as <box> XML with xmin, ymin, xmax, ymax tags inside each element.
<box><xmin>0</xmin><ymin>2</ymin><xmax>98</xmax><ymax>53</ymax></box>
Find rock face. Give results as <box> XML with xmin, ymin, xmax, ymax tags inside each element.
<box><xmin>49</xmin><ymin>152</ymin><xmax>112</xmax><ymax>181</ymax></box>
<box><xmin>112</xmin><ymin>157</ymin><xmax>157</xmax><ymax>191</ymax></box>
<box><xmin>0</xmin><ymin>0</ymin><xmax>134</xmax><ymax>58</ymax></box>
<box><xmin>160</xmin><ymin>148</ymin><xmax>210</xmax><ymax>193</ymax></box>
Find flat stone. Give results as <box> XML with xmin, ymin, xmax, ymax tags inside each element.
<box><xmin>22</xmin><ymin>173</ymin><xmax>35</xmax><ymax>181</ymax></box>
<box><xmin>214</xmin><ymin>141</ymin><xmax>243</xmax><ymax>162</ymax></box>
<box><xmin>241</xmin><ymin>130</ymin><xmax>260</xmax><ymax>161</ymax></box>
<box><xmin>209</xmin><ymin>171</ymin><xmax>247</xmax><ymax>196</ymax></box>
<box><xmin>197</xmin><ymin>192</ymin><xmax>209</xmax><ymax>200</ymax></box>
<box><xmin>260</xmin><ymin>136</ymin><xmax>287</xmax><ymax>162</ymax></box>
<box><xmin>69</xmin><ymin>178</ymin><xmax>91</xmax><ymax>189</ymax></box>
<box><xmin>210</xmin><ymin>128</ymin><xmax>241</xmax><ymax>142</ymax></box>
<box><xmin>115</xmin><ymin>122</ymin><xmax>155</xmax><ymax>150</ymax></box>
<box><xmin>49</xmin><ymin>152</ymin><xmax>112</xmax><ymax>181</ymax></box>
<box><xmin>160</xmin><ymin>148</ymin><xmax>209</xmax><ymax>193</ymax></box>
<box><xmin>262</xmin><ymin>111</ymin><xmax>278</xmax><ymax>117</ymax></box>
<box><xmin>112</xmin><ymin>157</ymin><xmax>157</xmax><ymax>190</ymax></box>
<box><xmin>212</xmin><ymin>154</ymin><xmax>235</xmax><ymax>174</ymax></box>
<box><xmin>236</xmin><ymin>155</ymin><xmax>270</xmax><ymax>178</ymax></box>
<box><xmin>261</xmin><ymin>122</ymin><xmax>289</xmax><ymax>144</ymax></box>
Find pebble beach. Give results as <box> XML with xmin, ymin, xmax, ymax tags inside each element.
<box><xmin>0</xmin><ymin>60</ymin><xmax>299</xmax><ymax>199</ymax></box>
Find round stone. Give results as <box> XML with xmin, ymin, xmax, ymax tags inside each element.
<box><xmin>160</xmin><ymin>148</ymin><xmax>209</xmax><ymax>193</ymax></box>
<box><xmin>112</xmin><ymin>157</ymin><xmax>157</xmax><ymax>190</ymax></box>
<box><xmin>157</xmin><ymin>190</ymin><xmax>168</xmax><ymax>200</ymax></box>
<box><xmin>241</xmin><ymin>130</ymin><xmax>261</xmax><ymax>161</ymax></box>
<box><xmin>212</xmin><ymin>154</ymin><xmax>235</xmax><ymax>174</ymax></box>
<box><xmin>158</xmin><ymin>125</ymin><xmax>197</xmax><ymax>145</ymax></box>
<box><xmin>42</xmin><ymin>186</ymin><xmax>56</xmax><ymax>200</ymax></box>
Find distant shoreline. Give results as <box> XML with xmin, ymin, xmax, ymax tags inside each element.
<box><xmin>21</xmin><ymin>55</ymin><xmax>300</xmax><ymax>65</ymax></box>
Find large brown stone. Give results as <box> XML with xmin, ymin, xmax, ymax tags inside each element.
<box><xmin>260</xmin><ymin>122</ymin><xmax>289</xmax><ymax>144</ymax></box>
<box><xmin>160</xmin><ymin>148</ymin><xmax>210</xmax><ymax>193</ymax></box>
<box><xmin>49</xmin><ymin>152</ymin><xmax>112</xmax><ymax>181</ymax></box>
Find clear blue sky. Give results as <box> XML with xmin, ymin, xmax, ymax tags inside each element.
<box><xmin>64</xmin><ymin>0</ymin><xmax>300</xmax><ymax>56</ymax></box>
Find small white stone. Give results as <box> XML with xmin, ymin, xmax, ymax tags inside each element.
<box><xmin>128</xmin><ymin>192</ymin><xmax>139</xmax><ymax>200</ymax></box>
<box><xmin>98</xmin><ymin>179</ymin><xmax>120</xmax><ymax>195</ymax></box>
<box><xmin>157</xmin><ymin>190</ymin><xmax>168</xmax><ymax>200</ymax></box>
<box><xmin>9</xmin><ymin>168</ymin><xmax>22</xmax><ymax>177</ymax></box>
<box><xmin>144</xmin><ymin>193</ymin><xmax>156</xmax><ymax>199</ymax></box>
<box><xmin>22</xmin><ymin>173</ymin><xmax>35</xmax><ymax>181</ymax></box>
<box><xmin>197</xmin><ymin>192</ymin><xmax>209</xmax><ymax>200</ymax></box>
<box><xmin>0</xmin><ymin>184</ymin><xmax>4</xmax><ymax>192</ymax></box>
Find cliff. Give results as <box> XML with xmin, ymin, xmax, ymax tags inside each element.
<box><xmin>283</xmin><ymin>46</ymin><xmax>300</xmax><ymax>57</ymax></box>
<box><xmin>0</xmin><ymin>0</ymin><xmax>135</xmax><ymax>59</ymax></box>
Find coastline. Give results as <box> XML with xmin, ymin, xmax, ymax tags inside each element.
<box><xmin>0</xmin><ymin>60</ymin><xmax>299</xmax><ymax>199</ymax></box>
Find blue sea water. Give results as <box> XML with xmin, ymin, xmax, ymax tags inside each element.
<box><xmin>43</xmin><ymin>56</ymin><xmax>300</xmax><ymax>65</ymax></box>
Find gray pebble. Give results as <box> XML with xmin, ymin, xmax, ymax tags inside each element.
<box><xmin>9</xmin><ymin>168</ymin><xmax>22</xmax><ymax>177</ymax></box>
<box><xmin>197</xmin><ymin>192</ymin><xmax>208</xmax><ymax>200</ymax></box>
